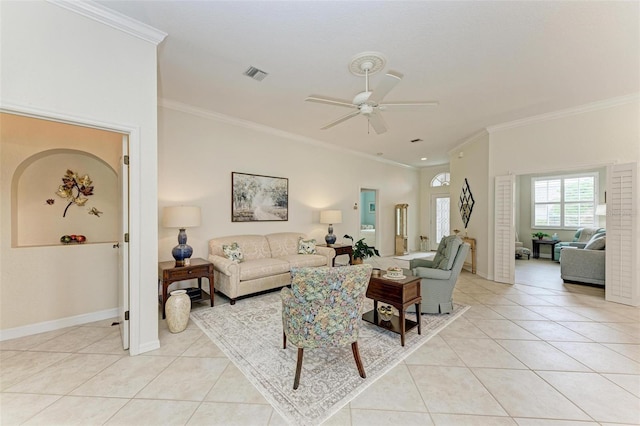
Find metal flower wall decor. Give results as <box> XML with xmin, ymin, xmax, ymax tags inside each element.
<box><xmin>458</xmin><ymin>178</ymin><xmax>475</xmax><ymax>229</ymax></box>
<box><xmin>56</xmin><ymin>169</ymin><xmax>94</xmax><ymax>217</ymax></box>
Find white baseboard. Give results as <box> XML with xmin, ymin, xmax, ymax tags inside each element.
<box><xmin>0</xmin><ymin>308</ymin><xmax>119</xmax><ymax>342</ymax></box>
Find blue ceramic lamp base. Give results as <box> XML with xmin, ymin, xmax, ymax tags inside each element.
<box><xmin>325</xmin><ymin>224</ymin><xmax>336</xmax><ymax>245</ymax></box>
<box><xmin>172</xmin><ymin>228</ymin><xmax>193</xmax><ymax>266</ymax></box>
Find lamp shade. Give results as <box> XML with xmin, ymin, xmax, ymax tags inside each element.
<box><xmin>320</xmin><ymin>210</ymin><xmax>342</xmax><ymax>224</ymax></box>
<box><xmin>163</xmin><ymin>206</ymin><xmax>201</xmax><ymax>228</ymax></box>
<box><xmin>595</xmin><ymin>204</ymin><xmax>607</xmax><ymax>216</ymax></box>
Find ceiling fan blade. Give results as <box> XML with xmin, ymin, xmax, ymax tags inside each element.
<box><xmin>306</xmin><ymin>95</ymin><xmax>356</xmax><ymax>109</ymax></box>
<box><xmin>368</xmin><ymin>70</ymin><xmax>403</xmax><ymax>104</ymax></box>
<box><xmin>378</xmin><ymin>101</ymin><xmax>439</xmax><ymax>110</ymax></box>
<box><xmin>321</xmin><ymin>110</ymin><xmax>360</xmax><ymax>130</ymax></box>
<box><xmin>368</xmin><ymin>111</ymin><xmax>388</xmax><ymax>134</ymax></box>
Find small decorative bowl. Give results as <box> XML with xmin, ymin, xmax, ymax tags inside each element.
<box><xmin>386</xmin><ymin>267</ymin><xmax>403</xmax><ymax>279</ymax></box>
<box><xmin>372</xmin><ymin>268</ymin><xmax>381</xmax><ymax>277</ymax></box>
<box><xmin>377</xmin><ymin>305</ymin><xmax>393</xmax><ymax>322</ymax></box>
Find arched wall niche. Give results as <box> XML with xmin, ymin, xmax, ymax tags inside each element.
<box><xmin>12</xmin><ymin>149</ymin><xmax>118</xmax><ymax>247</ymax></box>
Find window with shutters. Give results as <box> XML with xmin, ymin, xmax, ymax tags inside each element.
<box><xmin>532</xmin><ymin>173</ymin><xmax>598</xmax><ymax>229</ymax></box>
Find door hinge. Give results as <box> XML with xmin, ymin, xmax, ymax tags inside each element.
<box><xmin>124</xmin><ymin>233</ymin><xmax>129</xmax><ymax>243</ymax></box>
<box><xmin>124</xmin><ymin>155</ymin><xmax>129</xmax><ymax>165</ymax></box>
<box><xmin>124</xmin><ymin>310</ymin><xmax>129</xmax><ymax>321</ymax></box>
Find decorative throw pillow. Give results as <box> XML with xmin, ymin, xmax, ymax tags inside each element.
<box><xmin>298</xmin><ymin>237</ymin><xmax>317</xmax><ymax>254</ymax></box>
<box><xmin>222</xmin><ymin>242</ymin><xmax>244</xmax><ymax>262</ymax></box>
<box><xmin>585</xmin><ymin>235</ymin><xmax>606</xmax><ymax>250</ymax></box>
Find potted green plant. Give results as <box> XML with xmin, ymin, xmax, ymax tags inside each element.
<box><xmin>531</xmin><ymin>231</ymin><xmax>550</xmax><ymax>240</ymax></box>
<box><xmin>343</xmin><ymin>234</ymin><xmax>380</xmax><ymax>264</ymax></box>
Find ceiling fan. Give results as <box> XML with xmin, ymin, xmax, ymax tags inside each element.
<box><xmin>306</xmin><ymin>52</ymin><xmax>439</xmax><ymax>135</ymax></box>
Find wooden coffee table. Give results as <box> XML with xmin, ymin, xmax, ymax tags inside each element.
<box><xmin>362</xmin><ymin>272</ymin><xmax>422</xmax><ymax>346</ymax></box>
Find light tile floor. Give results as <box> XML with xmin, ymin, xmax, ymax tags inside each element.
<box><xmin>1</xmin><ymin>256</ymin><xmax>639</xmax><ymax>425</ymax></box>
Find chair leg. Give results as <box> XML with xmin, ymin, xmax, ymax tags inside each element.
<box><xmin>293</xmin><ymin>348</ymin><xmax>304</xmax><ymax>390</ymax></box>
<box><xmin>283</xmin><ymin>332</ymin><xmax>287</xmax><ymax>349</ymax></box>
<box><xmin>351</xmin><ymin>342</ymin><xmax>366</xmax><ymax>379</ymax></box>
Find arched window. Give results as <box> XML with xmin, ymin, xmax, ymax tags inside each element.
<box><xmin>431</xmin><ymin>172</ymin><xmax>450</xmax><ymax>187</ymax></box>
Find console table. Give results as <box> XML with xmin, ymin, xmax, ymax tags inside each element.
<box><xmin>532</xmin><ymin>239</ymin><xmax>559</xmax><ymax>261</ymax></box>
<box><xmin>158</xmin><ymin>258</ymin><xmax>214</xmax><ymax>319</ymax></box>
<box><xmin>318</xmin><ymin>243</ymin><xmax>352</xmax><ymax>266</ymax></box>
<box><xmin>462</xmin><ymin>236</ymin><xmax>476</xmax><ymax>274</ymax></box>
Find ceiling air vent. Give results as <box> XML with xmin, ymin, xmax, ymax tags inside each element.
<box><xmin>410</xmin><ymin>138</ymin><xmax>423</xmax><ymax>143</ymax></box>
<box><xmin>243</xmin><ymin>66</ymin><xmax>268</xmax><ymax>82</ymax></box>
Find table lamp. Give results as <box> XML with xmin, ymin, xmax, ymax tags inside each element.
<box><xmin>163</xmin><ymin>206</ymin><xmax>201</xmax><ymax>266</ymax></box>
<box><xmin>320</xmin><ymin>209</ymin><xmax>342</xmax><ymax>245</ymax></box>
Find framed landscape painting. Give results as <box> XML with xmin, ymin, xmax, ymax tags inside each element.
<box><xmin>232</xmin><ymin>172</ymin><xmax>288</xmax><ymax>222</ymax></box>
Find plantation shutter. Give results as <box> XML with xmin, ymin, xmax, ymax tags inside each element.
<box><xmin>606</xmin><ymin>163</ymin><xmax>638</xmax><ymax>306</ymax></box>
<box><xmin>494</xmin><ymin>174</ymin><xmax>515</xmax><ymax>284</ymax></box>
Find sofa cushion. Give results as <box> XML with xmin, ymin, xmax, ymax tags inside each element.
<box><xmin>222</xmin><ymin>242</ymin><xmax>244</xmax><ymax>262</ymax></box>
<box><xmin>297</xmin><ymin>237</ymin><xmax>317</xmax><ymax>254</ymax></box>
<box><xmin>584</xmin><ymin>235</ymin><xmax>606</xmax><ymax>250</ymax></box>
<box><xmin>239</xmin><ymin>258</ymin><xmax>290</xmax><ymax>281</ymax></box>
<box><xmin>282</xmin><ymin>254</ymin><xmax>328</xmax><ymax>268</ymax></box>
<box><xmin>210</xmin><ymin>235</ymin><xmax>271</xmax><ymax>261</ymax></box>
<box><xmin>266</xmin><ymin>232</ymin><xmax>308</xmax><ymax>257</ymax></box>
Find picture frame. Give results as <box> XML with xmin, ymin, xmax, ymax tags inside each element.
<box><xmin>231</xmin><ymin>172</ymin><xmax>288</xmax><ymax>222</ymax></box>
<box><xmin>368</xmin><ymin>202</ymin><xmax>376</xmax><ymax>213</ymax></box>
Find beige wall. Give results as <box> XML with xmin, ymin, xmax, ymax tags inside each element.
<box><xmin>158</xmin><ymin>105</ymin><xmax>421</xmax><ymax>261</ymax></box>
<box><xmin>449</xmin><ymin>132</ymin><xmax>490</xmax><ymax>277</ymax></box>
<box><xmin>4</xmin><ymin>114</ymin><xmax>120</xmax><ymax>247</ymax></box>
<box><xmin>0</xmin><ymin>1</ymin><xmax>161</xmax><ymax>353</ymax></box>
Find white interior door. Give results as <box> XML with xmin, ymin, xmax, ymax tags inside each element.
<box><xmin>606</xmin><ymin>162</ymin><xmax>638</xmax><ymax>306</ymax></box>
<box><xmin>118</xmin><ymin>136</ymin><xmax>130</xmax><ymax>350</ymax></box>
<box><xmin>430</xmin><ymin>194</ymin><xmax>450</xmax><ymax>250</ymax></box>
<box><xmin>494</xmin><ymin>174</ymin><xmax>515</xmax><ymax>284</ymax></box>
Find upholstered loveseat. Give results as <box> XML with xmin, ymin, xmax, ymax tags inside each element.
<box><xmin>560</xmin><ymin>232</ymin><xmax>606</xmax><ymax>286</ymax></box>
<box><xmin>208</xmin><ymin>233</ymin><xmax>335</xmax><ymax>304</ymax></box>
<box><xmin>554</xmin><ymin>227</ymin><xmax>605</xmax><ymax>261</ymax></box>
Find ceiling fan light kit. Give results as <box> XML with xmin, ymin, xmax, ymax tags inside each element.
<box><xmin>306</xmin><ymin>51</ymin><xmax>439</xmax><ymax>134</ymax></box>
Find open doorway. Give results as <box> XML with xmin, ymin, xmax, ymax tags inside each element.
<box><xmin>1</xmin><ymin>112</ymin><xmax>129</xmax><ymax>349</ymax></box>
<box><xmin>359</xmin><ymin>188</ymin><xmax>377</xmax><ymax>249</ymax></box>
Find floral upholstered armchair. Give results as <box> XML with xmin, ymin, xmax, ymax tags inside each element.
<box><xmin>281</xmin><ymin>264</ymin><xmax>372</xmax><ymax>390</ymax></box>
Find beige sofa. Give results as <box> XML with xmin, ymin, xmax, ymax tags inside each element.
<box><xmin>208</xmin><ymin>232</ymin><xmax>335</xmax><ymax>304</ymax></box>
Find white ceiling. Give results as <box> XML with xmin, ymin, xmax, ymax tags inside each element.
<box><xmin>96</xmin><ymin>1</ymin><xmax>639</xmax><ymax>167</ymax></box>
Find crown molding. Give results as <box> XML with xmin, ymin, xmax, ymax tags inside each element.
<box><xmin>487</xmin><ymin>93</ymin><xmax>639</xmax><ymax>134</ymax></box>
<box><xmin>49</xmin><ymin>0</ymin><xmax>167</xmax><ymax>45</ymax></box>
<box><xmin>159</xmin><ymin>98</ymin><xmax>415</xmax><ymax>169</ymax></box>
<box><xmin>447</xmin><ymin>129</ymin><xmax>489</xmax><ymax>156</ymax></box>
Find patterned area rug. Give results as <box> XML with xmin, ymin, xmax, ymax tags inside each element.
<box><xmin>191</xmin><ymin>292</ymin><xmax>468</xmax><ymax>426</ymax></box>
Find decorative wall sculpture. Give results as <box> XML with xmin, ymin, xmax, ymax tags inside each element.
<box><xmin>458</xmin><ymin>178</ymin><xmax>475</xmax><ymax>228</ymax></box>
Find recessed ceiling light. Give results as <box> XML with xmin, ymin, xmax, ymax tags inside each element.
<box><xmin>421</xmin><ymin>157</ymin><xmax>428</xmax><ymax>161</ymax></box>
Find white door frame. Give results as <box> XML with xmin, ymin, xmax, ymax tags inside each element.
<box><xmin>1</xmin><ymin>103</ymin><xmax>138</xmax><ymax>352</ymax></box>
<box><xmin>359</xmin><ymin>187</ymin><xmax>379</xmax><ymax>249</ymax></box>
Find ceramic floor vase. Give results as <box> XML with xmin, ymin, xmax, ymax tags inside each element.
<box><xmin>165</xmin><ymin>289</ymin><xmax>190</xmax><ymax>333</ymax></box>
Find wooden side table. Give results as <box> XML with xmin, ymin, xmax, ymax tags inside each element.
<box><xmin>532</xmin><ymin>239</ymin><xmax>559</xmax><ymax>261</ymax></box>
<box><xmin>318</xmin><ymin>243</ymin><xmax>353</xmax><ymax>266</ymax></box>
<box><xmin>158</xmin><ymin>258</ymin><xmax>214</xmax><ymax>319</ymax></box>
<box><xmin>462</xmin><ymin>237</ymin><xmax>476</xmax><ymax>274</ymax></box>
<box><xmin>362</xmin><ymin>273</ymin><xmax>422</xmax><ymax>346</ymax></box>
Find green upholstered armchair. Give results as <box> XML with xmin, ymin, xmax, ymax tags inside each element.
<box><xmin>554</xmin><ymin>228</ymin><xmax>605</xmax><ymax>261</ymax></box>
<box><xmin>281</xmin><ymin>264</ymin><xmax>372</xmax><ymax>390</ymax></box>
<box><xmin>409</xmin><ymin>235</ymin><xmax>469</xmax><ymax>314</ymax></box>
